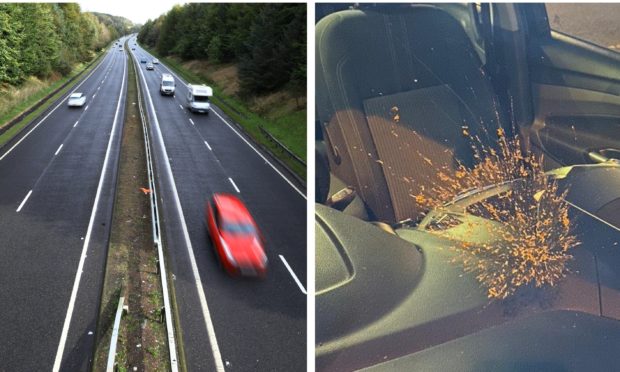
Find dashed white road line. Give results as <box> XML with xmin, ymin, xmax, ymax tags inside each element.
<box><xmin>179</xmin><ymin>104</ymin><xmax>183</xmax><ymax>110</ymax></box>
<box><xmin>54</xmin><ymin>144</ymin><xmax>63</xmax><ymax>156</ymax></box>
<box><xmin>228</xmin><ymin>177</ymin><xmax>240</xmax><ymax>193</ymax></box>
<box><xmin>189</xmin><ymin>118</ymin><xmax>195</xmax><ymax>126</ymax></box>
<box><xmin>204</xmin><ymin>140</ymin><xmax>212</xmax><ymax>151</ymax></box>
<box><xmin>52</xmin><ymin>51</ymin><xmax>127</xmax><ymax>372</ymax></box>
<box><xmin>151</xmin><ymin>61</ymin><xmax>305</xmax><ymax>199</ymax></box>
<box><xmin>73</xmin><ymin>121</ymin><xmax>79</xmax><ymax>128</ymax></box>
<box><xmin>279</xmin><ymin>255</ymin><xmax>306</xmax><ymax>295</ymax></box>
<box><xmin>16</xmin><ymin>190</ymin><xmax>32</xmax><ymax>213</ymax></box>
<box><xmin>85</xmin><ymin>105</ymin><xmax>89</xmax><ymax>111</ymax></box>
<box><xmin>0</xmin><ymin>51</ymin><xmax>113</xmax><ymax>162</ymax></box>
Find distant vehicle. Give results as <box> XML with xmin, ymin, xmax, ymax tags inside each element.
<box><xmin>160</xmin><ymin>73</ymin><xmax>175</xmax><ymax>96</ymax></box>
<box><xmin>186</xmin><ymin>84</ymin><xmax>212</xmax><ymax>114</ymax></box>
<box><xmin>140</xmin><ymin>58</ymin><xmax>147</xmax><ymax>63</ymax></box>
<box><xmin>152</xmin><ymin>58</ymin><xmax>159</xmax><ymax>64</ymax></box>
<box><xmin>146</xmin><ymin>63</ymin><xmax>154</xmax><ymax>70</ymax></box>
<box><xmin>205</xmin><ymin>193</ymin><xmax>268</xmax><ymax>278</ymax></box>
<box><xmin>67</xmin><ymin>92</ymin><xmax>86</xmax><ymax>107</ymax></box>
<box><xmin>131</xmin><ymin>47</ymin><xmax>135</xmax><ymax>51</ymax></box>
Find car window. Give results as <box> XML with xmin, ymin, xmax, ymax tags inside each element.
<box><xmin>222</xmin><ymin>223</ymin><xmax>256</xmax><ymax>235</ymax></box>
<box><xmin>546</xmin><ymin>4</ymin><xmax>620</xmax><ymax>50</ymax></box>
<box><xmin>194</xmin><ymin>95</ymin><xmax>209</xmax><ymax>102</ymax></box>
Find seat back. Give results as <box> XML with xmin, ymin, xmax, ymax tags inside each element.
<box><xmin>316</xmin><ymin>6</ymin><xmax>508</xmax><ymax>222</ymax></box>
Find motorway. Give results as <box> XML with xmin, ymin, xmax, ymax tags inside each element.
<box><xmin>129</xmin><ymin>37</ymin><xmax>307</xmax><ymax>371</ymax></box>
<box><xmin>0</xmin><ymin>33</ymin><xmax>306</xmax><ymax>371</ymax></box>
<box><xmin>0</xmin><ymin>39</ymin><xmax>129</xmax><ymax>371</ymax></box>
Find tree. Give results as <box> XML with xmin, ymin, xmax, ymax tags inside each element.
<box><xmin>137</xmin><ymin>3</ymin><xmax>306</xmax><ymax>98</ymax></box>
<box><xmin>0</xmin><ymin>4</ymin><xmax>122</xmax><ymax>86</ymax></box>
<box><xmin>238</xmin><ymin>4</ymin><xmax>305</xmax><ymax>95</ymax></box>
<box><xmin>0</xmin><ymin>4</ymin><xmax>23</xmax><ymax>85</ymax></box>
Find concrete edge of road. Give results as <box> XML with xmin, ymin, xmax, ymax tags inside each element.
<box><xmin>131</xmin><ymin>45</ymin><xmax>188</xmax><ymax>372</ymax></box>
<box><xmin>137</xmin><ymin>43</ymin><xmax>307</xmax><ymax>192</ymax></box>
<box><xmin>0</xmin><ymin>46</ymin><xmax>110</xmax><ymax>150</ymax></box>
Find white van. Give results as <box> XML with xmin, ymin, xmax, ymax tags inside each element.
<box><xmin>160</xmin><ymin>74</ymin><xmax>175</xmax><ymax>96</ymax></box>
<box><xmin>186</xmin><ymin>84</ymin><xmax>213</xmax><ymax>114</ymax></box>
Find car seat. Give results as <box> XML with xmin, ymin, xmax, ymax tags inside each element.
<box><xmin>316</xmin><ymin>4</ymin><xmax>509</xmax><ymax>223</ymax></box>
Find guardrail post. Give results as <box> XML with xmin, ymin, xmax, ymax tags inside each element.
<box><xmin>106</xmin><ymin>296</ymin><xmax>125</xmax><ymax>372</ymax></box>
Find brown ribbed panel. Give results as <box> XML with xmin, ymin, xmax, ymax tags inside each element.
<box><xmin>364</xmin><ymin>85</ymin><xmax>470</xmax><ymax>221</ymax></box>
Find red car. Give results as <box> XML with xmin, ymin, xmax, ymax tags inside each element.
<box><xmin>205</xmin><ymin>193</ymin><xmax>268</xmax><ymax>278</ymax></box>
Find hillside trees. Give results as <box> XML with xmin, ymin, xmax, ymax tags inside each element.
<box><xmin>0</xmin><ymin>3</ymin><xmax>127</xmax><ymax>86</ymax></box>
<box><xmin>137</xmin><ymin>3</ymin><xmax>306</xmax><ymax>97</ymax></box>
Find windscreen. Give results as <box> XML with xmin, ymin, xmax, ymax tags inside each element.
<box><xmin>222</xmin><ymin>222</ymin><xmax>257</xmax><ymax>235</ymax></box>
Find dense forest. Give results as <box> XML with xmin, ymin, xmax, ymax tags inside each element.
<box><xmin>0</xmin><ymin>3</ymin><xmax>135</xmax><ymax>86</ymax></box>
<box><xmin>137</xmin><ymin>3</ymin><xmax>306</xmax><ymax>97</ymax></box>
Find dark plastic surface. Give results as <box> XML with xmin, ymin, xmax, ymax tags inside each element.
<box><xmin>316</xmin><ymin>165</ymin><xmax>620</xmax><ymax>371</ymax></box>
<box><xmin>363</xmin><ymin>310</ymin><xmax>620</xmax><ymax>372</ymax></box>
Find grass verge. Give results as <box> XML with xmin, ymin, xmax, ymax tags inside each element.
<box><xmin>92</xmin><ymin>46</ymin><xmax>169</xmax><ymax>371</ymax></box>
<box><xmin>142</xmin><ymin>47</ymin><xmax>306</xmax><ymax>180</ymax></box>
<box><xmin>0</xmin><ymin>49</ymin><xmax>107</xmax><ymax>147</ymax></box>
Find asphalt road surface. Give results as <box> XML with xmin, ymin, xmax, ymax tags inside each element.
<box><xmin>0</xmin><ymin>39</ymin><xmax>129</xmax><ymax>371</ymax></box>
<box><xmin>130</xmin><ymin>38</ymin><xmax>307</xmax><ymax>371</ymax></box>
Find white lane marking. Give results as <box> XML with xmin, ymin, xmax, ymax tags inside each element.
<box><xmin>212</xmin><ymin>109</ymin><xmax>306</xmax><ymax>199</ymax></box>
<box><xmin>179</xmin><ymin>104</ymin><xmax>183</xmax><ymax>110</ymax></box>
<box><xmin>73</xmin><ymin>121</ymin><xmax>79</xmax><ymax>128</ymax></box>
<box><xmin>93</xmin><ymin>93</ymin><xmax>97</xmax><ymax>98</ymax></box>
<box><xmin>150</xmin><ymin>60</ymin><xmax>305</xmax><ymax>199</ymax></box>
<box><xmin>54</xmin><ymin>144</ymin><xmax>63</xmax><ymax>156</ymax></box>
<box><xmin>566</xmin><ymin>200</ymin><xmax>620</xmax><ymax>232</ymax></box>
<box><xmin>204</xmin><ymin>140</ymin><xmax>212</xmax><ymax>151</ymax></box>
<box><xmin>279</xmin><ymin>255</ymin><xmax>306</xmax><ymax>295</ymax></box>
<box><xmin>228</xmin><ymin>177</ymin><xmax>240</xmax><ymax>193</ymax></box>
<box><xmin>52</xmin><ymin>52</ymin><xmax>127</xmax><ymax>372</ymax></box>
<box><xmin>85</xmin><ymin>105</ymin><xmax>89</xmax><ymax>111</ymax></box>
<box><xmin>16</xmin><ymin>190</ymin><xmax>32</xmax><ymax>213</ymax></box>
<box><xmin>135</xmin><ymin>54</ymin><xmax>225</xmax><ymax>372</ymax></box>
<box><xmin>0</xmin><ymin>52</ymin><xmax>112</xmax><ymax>162</ymax></box>
<box><xmin>189</xmin><ymin>118</ymin><xmax>195</xmax><ymax>126</ymax></box>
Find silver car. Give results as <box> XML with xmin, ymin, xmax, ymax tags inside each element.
<box><xmin>67</xmin><ymin>92</ymin><xmax>86</xmax><ymax>107</ymax></box>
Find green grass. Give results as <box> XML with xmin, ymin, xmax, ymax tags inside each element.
<box><xmin>0</xmin><ymin>50</ymin><xmax>106</xmax><ymax>147</ymax></box>
<box><xmin>142</xmin><ymin>47</ymin><xmax>306</xmax><ymax>180</ymax></box>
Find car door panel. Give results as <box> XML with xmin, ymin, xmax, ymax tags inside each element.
<box><xmin>524</xmin><ymin>7</ymin><xmax>620</xmax><ymax>166</ymax></box>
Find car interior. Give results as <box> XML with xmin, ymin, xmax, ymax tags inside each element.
<box><xmin>315</xmin><ymin>3</ymin><xmax>620</xmax><ymax>371</ymax></box>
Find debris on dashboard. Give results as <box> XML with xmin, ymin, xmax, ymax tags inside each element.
<box><xmin>414</xmin><ymin>129</ymin><xmax>580</xmax><ymax>299</ymax></box>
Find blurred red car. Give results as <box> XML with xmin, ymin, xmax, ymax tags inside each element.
<box><xmin>205</xmin><ymin>193</ymin><xmax>268</xmax><ymax>278</ymax></box>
